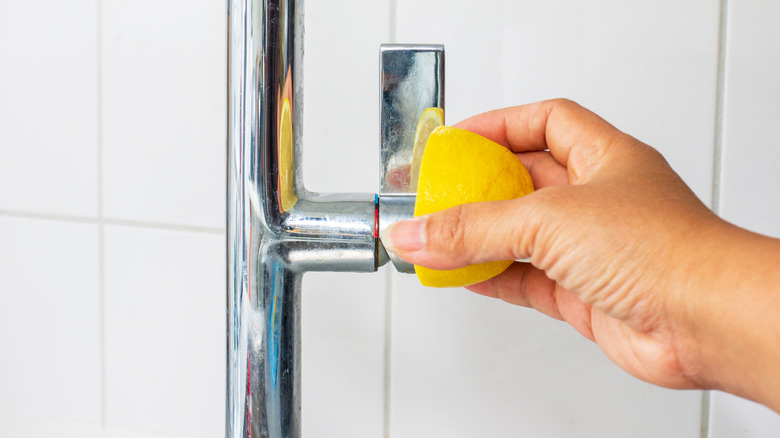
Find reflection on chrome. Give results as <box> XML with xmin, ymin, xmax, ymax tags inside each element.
<box><xmin>227</xmin><ymin>1</ymin><xmax>443</xmax><ymax>436</ymax></box>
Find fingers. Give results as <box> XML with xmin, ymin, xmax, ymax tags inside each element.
<box><xmin>382</xmin><ymin>196</ymin><xmax>539</xmax><ymax>270</ymax></box>
<box><xmin>467</xmin><ymin>262</ymin><xmax>563</xmax><ymax>319</ymax></box>
<box><xmin>453</xmin><ymin>99</ymin><xmax>625</xmax><ymax>183</ymax></box>
<box><xmin>467</xmin><ymin>262</ymin><xmax>596</xmax><ymax>342</ymax></box>
<box><xmin>516</xmin><ymin>151</ymin><xmax>568</xmax><ymax>188</ymax></box>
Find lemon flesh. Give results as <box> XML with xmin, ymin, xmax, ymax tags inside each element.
<box><xmin>414</xmin><ymin>126</ymin><xmax>534</xmax><ymax>288</ymax></box>
<box><xmin>410</xmin><ymin>107</ymin><xmax>444</xmax><ymax>191</ymax></box>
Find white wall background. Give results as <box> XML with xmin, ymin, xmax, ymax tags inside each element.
<box><xmin>1</xmin><ymin>0</ymin><xmax>779</xmax><ymax>437</ymax></box>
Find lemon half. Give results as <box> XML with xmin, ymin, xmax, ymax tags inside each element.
<box><xmin>414</xmin><ymin>126</ymin><xmax>534</xmax><ymax>288</ymax></box>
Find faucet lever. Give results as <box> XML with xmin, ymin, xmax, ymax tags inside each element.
<box><xmin>378</xmin><ymin>44</ymin><xmax>445</xmax><ymax>273</ymax></box>
<box><xmin>379</xmin><ymin>44</ymin><xmax>445</xmax><ymax>194</ymax></box>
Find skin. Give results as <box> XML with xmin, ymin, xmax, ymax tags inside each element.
<box><xmin>383</xmin><ymin>99</ymin><xmax>780</xmax><ymax>413</ymax></box>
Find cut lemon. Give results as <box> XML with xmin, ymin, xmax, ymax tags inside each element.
<box><xmin>414</xmin><ymin>125</ymin><xmax>534</xmax><ymax>288</ymax></box>
<box><xmin>410</xmin><ymin>107</ymin><xmax>444</xmax><ymax>191</ymax></box>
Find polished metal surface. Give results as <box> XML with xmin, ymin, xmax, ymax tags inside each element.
<box><xmin>378</xmin><ymin>45</ymin><xmax>444</xmax><ymax>272</ymax></box>
<box><xmin>377</xmin><ymin>194</ymin><xmax>417</xmax><ymax>273</ymax></box>
<box><xmin>227</xmin><ymin>1</ymin><xmax>303</xmax><ymax>436</ymax></box>
<box><xmin>228</xmin><ymin>1</ymin><xmax>443</xmax><ymax>436</ymax></box>
<box><xmin>380</xmin><ymin>44</ymin><xmax>445</xmax><ymax>194</ymax></box>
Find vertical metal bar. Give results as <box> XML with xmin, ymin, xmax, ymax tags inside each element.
<box><xmin>227</xmin><ymin>0</ymin><xmax>302</xmax><ymax>437</ymax></box>
<box><xmin>228</xmin><ymin>2</ymin><xmax>435</xmax><ymax>437</ymax></box>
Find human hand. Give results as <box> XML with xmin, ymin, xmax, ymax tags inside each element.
<box><xmin>383</xmin><ymin>99</ymin><xmax>780</xmax><ymax>409</ymax></box>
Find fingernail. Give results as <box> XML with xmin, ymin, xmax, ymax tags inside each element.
<box><xmin>382</xmin><ymin>218</ymin><xmax>426</xmax><ymax>253</ymax></box>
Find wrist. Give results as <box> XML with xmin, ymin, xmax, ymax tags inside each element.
<box><xmin>676</xmin><ymin>218</ymin><xmax>780</xmax><ymax>411</ymax></box>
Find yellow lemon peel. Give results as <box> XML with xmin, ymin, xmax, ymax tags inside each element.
<box><xmin>414</xmin><ymin>125</ymin><xmax>534</xmax><ymax>288</ymax></box>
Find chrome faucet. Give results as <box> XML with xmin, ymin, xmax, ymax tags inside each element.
<box><xmin>227</xmin><ymin>1</ymin><xmax>443</xmax><ymax>436</ymax></box>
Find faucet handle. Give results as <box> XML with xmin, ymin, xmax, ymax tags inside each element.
<box><xmin>379</xmin><ymin>44</ymin><xmax>444</xmax><ymax>195</ymax></box>
<box><xmin>378</xmin><ymin>44</ymin><xmax>444</xmax><ymax>273</ymax></box>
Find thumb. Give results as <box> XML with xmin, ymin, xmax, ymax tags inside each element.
<box><xmin>382</xmin><ymin>197</ymin><xmax>539</xmax><ymax>270</ymax></box>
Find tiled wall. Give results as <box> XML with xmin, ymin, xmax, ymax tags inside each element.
<box><xmin>1</xmin><ymin>1</ymin><xmax>778</xmax><ymax>437</ymax></box>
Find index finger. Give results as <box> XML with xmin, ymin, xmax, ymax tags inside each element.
<box><xmin>453</xmin><ymin>99</ymin><xmax>624</xmax><ymax>182</ymax></box>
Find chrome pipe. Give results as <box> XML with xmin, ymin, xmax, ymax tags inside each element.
<box><xmin>227</xmin><ymin>0</ymin><xmax>443</xmax><ymax>435</ymax></box>
<box><xmin>227</xmin><ymin>1</ymin><xmax>376</xmax><ymax>437</ymax></box>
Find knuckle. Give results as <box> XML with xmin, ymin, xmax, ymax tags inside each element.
<box><xmin>518</xmin><ymin>188</ymin><xmax>568</xmax><ymax>253</ymax></box>
<box><xmin>548</xmin><ymin>97</ymin><xmax>581</xmax><ymax>111</ymax></box>
<box><xmin>526</xmin><ymin>186</ymin><xmax>563</xmax><ymax>211</ymax></box>
<box><xmin>429</xmin><ymin>205</ymin><xmax>469</xmax><ymax>257</ymax></box>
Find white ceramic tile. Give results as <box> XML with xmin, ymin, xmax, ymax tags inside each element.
<box><xmin>302</xmin><ymin>270</ymin><xmax>387</xmax><ymax>438</ymax></box>
<box><xmin>302</xmin><ymin>0</ymin><xmax>391</xmax><ymax>194</ymax></box>
<box><xmin>390</xmin><ymin>274</ymin><xmax>702</xmax><ymax>438</ymax></box>
<box><xmin>719</xmin><ymin>0</ymin><xmax>780</xmax><ymax>238</ymax></box>
<box><xmin>0</xmin><ymin>216</ymin><xmax>101</xmax><ymax>436</ymax></box>
<box><xmin>710</xmin><ymin>392</ymin><xmax>780</xmax><ymax>438</ymax></box>
<box><xmin>103</xmin><ymin>226</ymin><xmax>224</xmax><ymax>437</ymax></box>
<box><xmin>101</xmin><ymin>0</ymin><xmax>225</xmax><ymax>228</ymax></box>
<box><xmin>25</xmin><ymin>422</ymin><xmax>223</xmax><ymax>438</ymax></box>
<box><xmin>0</xmin><ymin>1</ymin><xmax>98</xmax><ymax>216</ymax></box>
<box><xmin>396</xmin><ymin>0</ymin><xmax>720</xmax><ymax>204</ymax></box>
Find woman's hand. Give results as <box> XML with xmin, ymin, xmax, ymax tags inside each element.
<box><xmin>383</xmin><ymin>99</ymin><xmax>780</xmax><ymax>411</ymax></box>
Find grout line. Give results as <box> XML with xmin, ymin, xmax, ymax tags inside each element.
<box><xmin>704</xmin><ymin>1</ymin><xmax>730</xmax><ymax>437</ymax></box>
<box><xmin>382</xmin><ymin>267</ymin><xmax>394</xmax><ymax>438</ymax></box>
<box><xmin>701</xmin><ymin>390</ymin><xmax>712</xmax><ymax>438</ymax></box>
<box><xmin>96</xmin><ymin>2</ymin><xmax>104</xmax><ymax>223</ymax></box>
<box><xmin>96</xmin><ymin>0</ymin><xmax>107</xmax><ymax>427</ymax></box>
<box><xmin>711</xmin><ymin>0</ymin><xmax>730</xmax><ymax>217</ymax></box>
<box><xmin>0</xmin><ymin>209</ymin><xmax>225</xmax><ymax>235</ymax></box>
<box><xmin>103</xmin><ymin>218</ymin><xmax>224</xmax><ymax>234</ymax></box>
<box><xmin>389</xmin><ymin>0</ymin><xmax>397</xmax><ymax>44</ymax></box>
